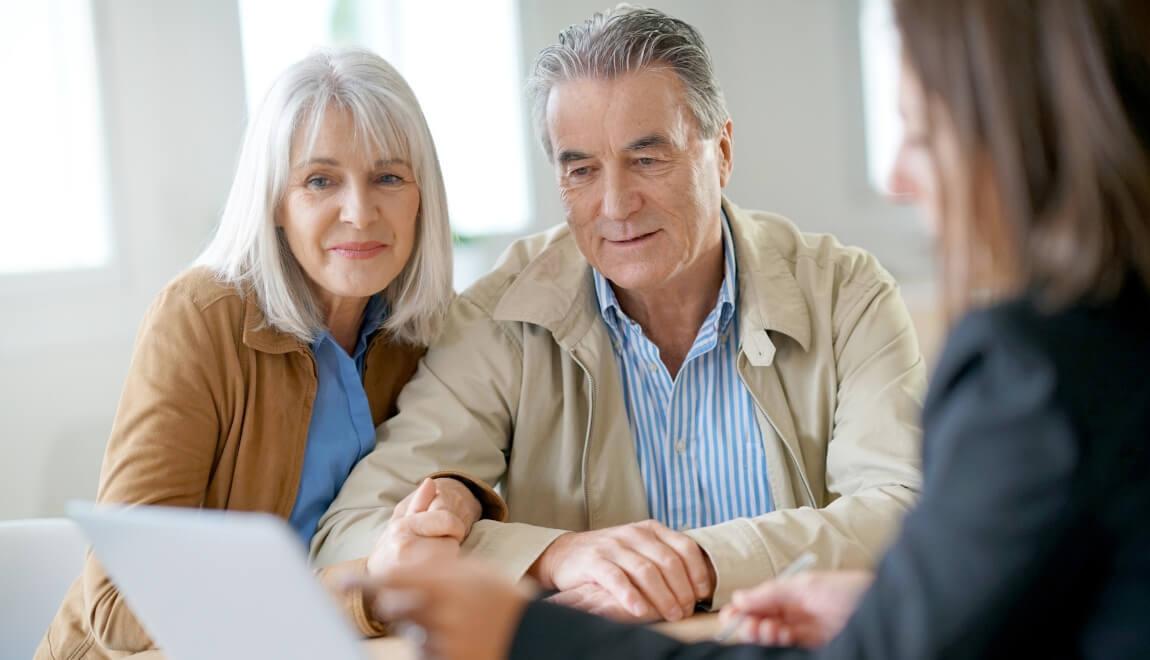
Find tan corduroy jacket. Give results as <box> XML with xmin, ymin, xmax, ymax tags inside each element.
<box><xmin>314</xmin><ymin>200</ymin><xmax>927</xmax><ymax>608</ymax></box>
<box><xmin>36</xmin><ymin>267</ymin><xmax>458</xmax><ymax>659</ymax></box>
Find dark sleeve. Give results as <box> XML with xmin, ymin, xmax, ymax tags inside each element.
<box><xmin>817</xmin><ymin>312</ymin><xmax>1081</xmax><ymax>659</ymax></box>
<box><xmin>510</xmin><ymin>311</ymin><xmax>1081</xmax><ymax>660</ymax></box>
<box><xmin>510</xmin><ymin>600</ymin><xmax>809</xmax><ymax>660</ymax></box>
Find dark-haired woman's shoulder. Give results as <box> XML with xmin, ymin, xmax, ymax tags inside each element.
<box><xmin>929</xmin><ymin>281</ymin><xmax>1150</xmax><ymax>449</ymax></box>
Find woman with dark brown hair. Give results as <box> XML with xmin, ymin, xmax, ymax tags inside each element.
<box><xmin>343</xmin><ymin>1</ymin><xmax>1150</xmax><ymax>658</ymax></box>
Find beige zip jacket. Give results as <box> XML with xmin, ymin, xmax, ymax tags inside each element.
<box><xmin>313</xmin><ymin>200</ymin><xmax>926</xmax><ymax>607</ymax></box>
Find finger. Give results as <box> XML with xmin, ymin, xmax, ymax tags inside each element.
<box><xmin>403</xmin><ymin>510</ymin><xmax>467</xmax><ymax>541</ymax></box>
<box><xmin>651</xmin><ymin>526</ymin><xmax>714</xmax><ymax>601</ymax></box>
<box><xmin>427</xmin><ymin>481</ymin><xmax>480</xmax><ymax>525</ymax></box>
<box><xmin>407</xmin><ymin>478</ymin><xmax>438</xmax><ymax>516</ymax></box>
<box><xmin>545</xmin><ymin>584</ymin><xmax>599</xmax><ymax>610</ymax></box>
<box><xmin>612</xmin><ymin>549</ymin><xmax>685</xmax><ymax>621</ymax></box>
<box><xmin>731</xmin><ymin>579</ymin><xmax>800</xmax><ymax>615</ymax></box>
<box><xmin>368</xmin><ymin>586</ymin><xmax>429</xmax><ymax>624</ymax></box>
<box><xmin>752</xmin><ymin>617</ymin><xmax>784</xmax><ymax>646</ymax></box>
<box><xmin>718</xmin><ymin>605</ymin><xmax>743</xmax><ymax>626</ymax></box>
<box><xmin>782</xmin><ymin>620</ymin><xmax>832</xmax><ymax>648</ymax></box>
<box><xmin>553</xmin><ymin>583</ymin><xmax>650</xmax><ymax>623</ymax></box>
<box><xmin>587</xmin><ymin>599</ymin><xmax>644</xmax><ymax>622</ymax></box>
<box><xmin>391</xmin><ymin>490</ymin><xmax>415</xmax><ymax>520</ymax></box>
<box><xmin>589</xmin><ymin>559</ymin><xmax>655</xmax><ymax>620</ymax></box>
<box><xmin>632</xmin><ymin>526</ymin><xmax>702</xmax><ymax>609</ymax></box>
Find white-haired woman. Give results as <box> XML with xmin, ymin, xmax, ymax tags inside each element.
<box><xmin>37</xmin><ymin>48</ymin><xmax>497</xmax><ymax>659</ymax></box>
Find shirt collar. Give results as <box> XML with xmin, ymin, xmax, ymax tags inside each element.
<box><xmin>312</xmin><ymin>293</ymin><xmax>389</xmax><ymax>360</ymax></box>
<box><xmin>592</xmin><ymin>210</ymin><xmax>739</xmax><ymax>341</ymax></box>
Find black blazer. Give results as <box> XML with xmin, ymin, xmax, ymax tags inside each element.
<box><xmin>509</xmin><ymin>283</ymin><xmax>1150</xmax><ymax>660</ymax></box>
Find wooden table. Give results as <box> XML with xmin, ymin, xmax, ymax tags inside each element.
<box><xmin>131</xmin><ymin>613</ymin><xmax>722</xmax><ymax>659</ymax></box>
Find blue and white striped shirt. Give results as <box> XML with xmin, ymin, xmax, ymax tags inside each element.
<box><xmin>593</xmin><ymin>216</ymin><xmax>773</xmax><ymax>531</ymax></box>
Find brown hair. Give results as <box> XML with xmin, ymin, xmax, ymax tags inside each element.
<box><xmin>894</xmin><ymin>0</ymin><xmax>1150</xmax><ymax>318</ymax></box>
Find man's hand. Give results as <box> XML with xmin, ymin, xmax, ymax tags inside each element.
<box><xmin>544</xmin><ymin>582</ymin><xmax>649</xmax><ymax>622</ymax></box>
<box><xmin>366</xmin><ymin>478</ymin><xmax>482</xmax><ymax>576</ymax></box>
<box><xmin>720</xmin><ymin>570</ymin><xmax>874</xmax><ymax>647</ymax></box>
<box><xmin>351</xmin><ymin>558</ymin><xmax>533</xmax><ymax>660</ymax></box>
<box><xmin>529</xmin><ymin>520</ymin><xmax>715</xmax><ymax>622</ymax></box>
<box><xmin>426</xmin><ymin>477</ymin><xmax>483</xmax><ymax>529</ymax></box>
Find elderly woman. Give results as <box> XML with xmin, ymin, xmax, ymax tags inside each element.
<box><xmin>36</xmin><ymin>48</ymin><xmax>492</xmax><ymax>659</ymax></box>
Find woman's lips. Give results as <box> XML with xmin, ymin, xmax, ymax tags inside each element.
<box><xmin>330</xmin><ymin>241</ymin><xmax>389</xmax><ymax>259</ymax></box>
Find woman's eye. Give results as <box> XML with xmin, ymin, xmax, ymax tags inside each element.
<box><xmin>377</xmin><ymin>173</ymin><xmax>405</xmax><ymax>185</ymax></box>
<box><xmin>306</xmin><ymin>176</ymin><xmax>332</xmax><ymax>190</ymax></box>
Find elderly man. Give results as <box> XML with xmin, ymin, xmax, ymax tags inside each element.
<box><xmin>313</xmin><ymin>5</ymin><xmax>924</xmax><ymax>623</ymax></box>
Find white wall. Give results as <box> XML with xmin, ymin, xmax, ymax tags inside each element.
<box><xmin>0</xmin><ymin>0</ymin><xmax>246</xmax><ymax>519</ymax></box>
<box><xmin>0</xmin><ymin>0</ymin><xmax>935</xmax><ymax>521</ymax></box>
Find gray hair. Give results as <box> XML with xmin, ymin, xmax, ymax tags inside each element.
<box><xmin>196</xmin><ymin>47</ymin><xmax>453</xmax><ymax>346</ymax></box>
<box><xmin>527</xmin><ymin>4</ymin><xmax>729</xmax><ymax>161</ymax></box>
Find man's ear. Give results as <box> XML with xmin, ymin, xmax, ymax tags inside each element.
<box><xmin>717</xmin><ymin>118</ymin><xmax>734</xmax><ymax>188</ymax></box>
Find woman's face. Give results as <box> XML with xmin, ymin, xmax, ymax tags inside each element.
<box><xmin>278</xmin><ymin>106</ymin><xmax>420</xmax><ymax>313</ymax></box>
<box><xmin>888</xmin><ymin>60</ymin><xmax>963</xmax><ymax>234</ymax></box>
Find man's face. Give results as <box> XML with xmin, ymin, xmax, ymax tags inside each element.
<box><xmin>546</xmin><ymin>68</ymin><xmax>733</xmax><ymax>293</ymax></box>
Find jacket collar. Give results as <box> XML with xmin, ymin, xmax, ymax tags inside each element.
<box><xmin>491</xmin><ymin>198</ymin><xmax>811</xmax><ymax>359</ymax></box>
<box><xmin>241</xmin><ymin>293</ymin><xmax>306</xmax><ymax>355</ymax></box>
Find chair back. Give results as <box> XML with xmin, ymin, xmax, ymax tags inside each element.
<box><xmin>0</xmin><ymin>518</ymin><xmax>87</xmax><ymax>658</ymax></box>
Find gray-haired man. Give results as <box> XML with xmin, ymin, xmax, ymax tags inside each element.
<box><xmin>314</xmin><ymin>5</ymin><xmax>924</xmax><ymax>624</ymax></box>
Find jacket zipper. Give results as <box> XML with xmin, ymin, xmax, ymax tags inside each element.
<box><xmin>739</xmin><ymin>369</ymin><xmax>818</xmax><ymax>507</ymax></box>
<box><xmin>569</xmin><ymin>350</ymin><xmax>596</xmax><ymax>528</ymax></box>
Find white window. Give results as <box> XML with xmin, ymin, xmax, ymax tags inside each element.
<box><xmin>0</xmin><ymin>0</ymin><xmax>113</xmax><ymax>274</ymax></box>
<box><xmin>237</xmin><ymin>0</ymin><xmax>532</xmax><ymax>237</ymax></box>
<box><xmin>859</xmin><ymin>0</ymin><xmax>903</xmax><ymax>194</ymax></box>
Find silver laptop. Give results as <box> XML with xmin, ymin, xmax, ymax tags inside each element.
<box><xmin>68</xmin><ymin>502</ymin><xmax>365</xmax><ymax>660</ymax></box>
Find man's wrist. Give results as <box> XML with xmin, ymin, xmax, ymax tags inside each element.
<box><xmin>526</xmin><ymin>531</ymin><xmax>570</xmax><ymax>589</ymax></box>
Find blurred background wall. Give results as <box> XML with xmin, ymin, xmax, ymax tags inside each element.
<box><xmin>0</xmin><ymin>0</ymin><xmax>939</xmax><ymax>521</ymax></box>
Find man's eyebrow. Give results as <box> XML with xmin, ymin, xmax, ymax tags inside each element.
<box><xmin>557</xmin><ymin>149</ymin><xmax>592</xmax><ymax>164</ymax></box>
<box><xmin>625</xmin><ymin>134</ymin><xmax>671</xmax><ymax>152</ymax></box>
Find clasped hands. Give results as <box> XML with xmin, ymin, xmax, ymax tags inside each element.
<box><xmin>369</xmin><ymin>480</ymin><xmax>716</xmax><ymax>624</ymax></box>
<box><xmin>360</xmin><ymin>489</ymin><xmax>875</xmax><ymax>659</ymax></box>
<box><xmin>366</xmin><ymin>476</ymin><xmax>483</xmax><ymax>575</ymax></box>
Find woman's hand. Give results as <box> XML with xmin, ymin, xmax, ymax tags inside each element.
<box><xmin>720</xmin><ymin>570</ymin><xmax>874</xmax><ymax>647</ymax></box>
<box><xmin>350</xmin><ymin>558</ymin><xmax>532</xmax><ymax>660</ymax></box>
<box><xmin>366</xmin><ymin>477</ymin><xmax>482</xmax><ymax>576</ymax></box>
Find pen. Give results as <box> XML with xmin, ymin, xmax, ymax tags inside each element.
<box><xmin>713</xmin><ymin>551</ymin><xmax>818</xmax><ymax>643</ymax></box>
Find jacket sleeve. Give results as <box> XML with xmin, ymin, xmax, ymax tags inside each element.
<box><xmin>686</xmin><ymin>267</ymin><xmax>926</xmax><ymax>607</ymax></box>
<box><xmin>509</xmin><ymin>311</ymin><xmax>1082</xmax><ymax>660</ymax></box>
<box><xmin>81</xmin><ymin>288</ymin><xmax>227</xmax><ymax>652</ymax></box>
<box><xmin>312</xmin><ymin>295</ymin><xmax>540</xmax><ymax>576</ymax></box>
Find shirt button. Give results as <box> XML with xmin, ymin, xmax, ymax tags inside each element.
<box><xmin>674</xmin><ymin>439</ymin><xmax>687</xmax><ymax>454</ymax></box>
<box><xmin>648</xmin><ymin>361</ymin><xmax>660</xmax><ymax>372</ymax></box>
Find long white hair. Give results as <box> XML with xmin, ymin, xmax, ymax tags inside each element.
<box><xmin>197</xmin><ymin>47</ymin><xmax>453</xmax><ymax>346</ymax></box>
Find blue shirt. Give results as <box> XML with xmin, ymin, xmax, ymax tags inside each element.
<box><xmin>592</xmin><ymin>215</ymin><xmax>773</xmax><ymax>531</ymax></box>
<box><xmin>288</xmin><ymin>295</ymin><xmax>388</xmax><ymax>544</ymax></box>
